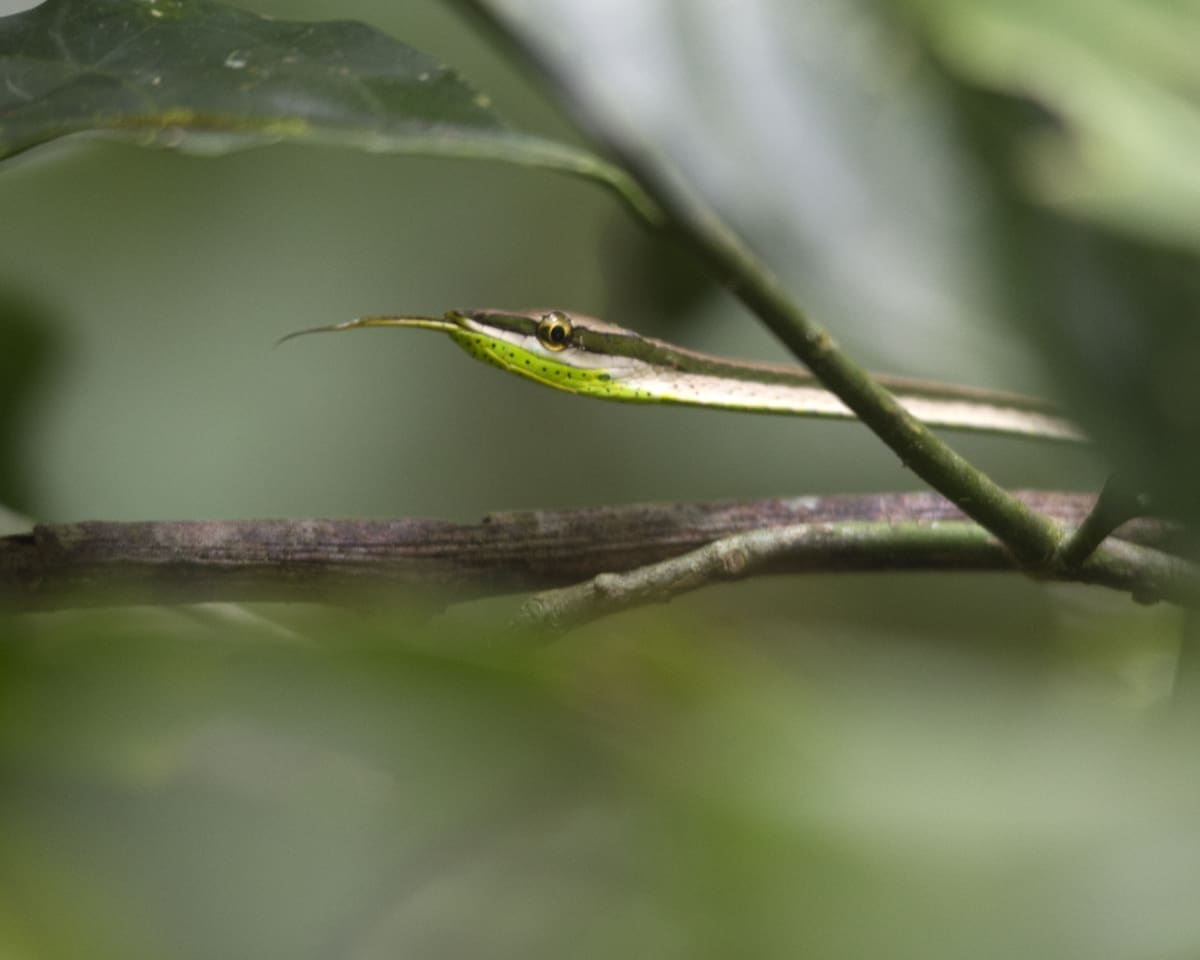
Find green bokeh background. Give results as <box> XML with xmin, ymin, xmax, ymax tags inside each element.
<box><xmin>2</xmin><ymin>1</ymin><xmax>1196</xmax><ymax>957</ymax></box>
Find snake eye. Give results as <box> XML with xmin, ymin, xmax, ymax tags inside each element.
<box><xmin>536</xmin><ymin>311</ymin><xmax>573</xmax><ymax>351</ymax></box>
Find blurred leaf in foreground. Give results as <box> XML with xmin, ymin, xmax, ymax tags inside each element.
<box><xmin>1</xmin><ymin>607</ymin><xmax>1197</xmax><ymax>959</ymax></box>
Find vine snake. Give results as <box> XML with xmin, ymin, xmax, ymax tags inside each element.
<box><xmin>281</xmin><ymin>308</ymin><xmax>1084</xmax><ymax>443</ymax></box>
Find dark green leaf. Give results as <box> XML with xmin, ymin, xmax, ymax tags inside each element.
<box><xmin>0</xmin><ymin>0</ymin><xmax>654</xmax><ymax>217</ymax></box>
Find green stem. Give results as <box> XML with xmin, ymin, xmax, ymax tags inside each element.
<box><xmin>515</xmin><ymin>519</ymin><xmax>1200</xmax><ymax>639</ymax></box>
<box><xmin>1054</xmin><ymin>473</ymin><xmax>1150</xmax><ymax>570</ymax></box>
<box><xmin>445</xmin><ymin>0</ymin><xmax>1064</xmax><ymax>569</ymax></box>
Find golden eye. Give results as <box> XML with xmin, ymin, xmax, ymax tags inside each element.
<box><xmin>536</xmin><ymin>311</ymin><xmax>573</xmax><ymax>352</ymax></box>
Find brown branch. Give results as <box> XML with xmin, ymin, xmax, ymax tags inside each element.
<box><xmin>0</xmin><ymin>491</ymin><xmax>1180</xmax><ymax>611</ymax></box>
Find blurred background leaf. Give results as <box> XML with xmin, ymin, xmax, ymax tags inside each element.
<box><xmin>901</xmin><ymin>0</ymin><xmax>1200</xmax><ymax>251</ymax></box>
<box><xmin>460</xmin><ymin>0</ymin><xmax>1031</xmax><ymax>381</ymax></box>
<box><xmin>896</xmin><ymin>0</ymin><xmax>1200</xmax><ymax>522</ymax></box>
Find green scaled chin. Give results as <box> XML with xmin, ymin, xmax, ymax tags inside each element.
<box><xmin>448</xmin><ymin>328</ymin><xmax>631</xmax><ymax>398</ymax></box>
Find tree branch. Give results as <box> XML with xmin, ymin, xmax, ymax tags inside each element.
<box><xmin>0</xmin><ymin>491</ymin><xmax>1180</xmax><ymax>611</ymax></box>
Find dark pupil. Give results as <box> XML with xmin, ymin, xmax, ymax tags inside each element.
<box><xmin>549</xmin><ymin>324</ymin><xmax>565</xmax><ymax>343</ymax></box>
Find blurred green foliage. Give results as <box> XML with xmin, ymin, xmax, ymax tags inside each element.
<box><xmin>900</xmin><ymin>0</ymin><xmax>1200</xmax><ymax>525</ymax></box>
<box><xmin>0</xmin><ymin>291</ymin><xmax>55</xmax><ymax>514</ymax></box>
<box><xmin>0</xmin><ymin>602</ymin><xmax>1191</xmax><ymax>959</ymax></box>
<box><xmin>2</xmin><ymin>0</ymin><xmax>1199</xmax><ymax>955</ymax></box>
